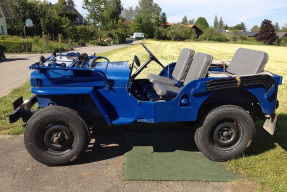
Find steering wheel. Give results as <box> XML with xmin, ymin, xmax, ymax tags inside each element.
<box><xmin>131</xmin><ymin>44</ymin><xmax>165</xmax><ymax>79</ymax></box>
<box><xmin>141</xmin><ymin>43</ymin><xmax>164</xmax><ymax>67</ymax></box>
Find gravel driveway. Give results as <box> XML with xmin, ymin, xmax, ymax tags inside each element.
<box><xmin>0</xmin><ymin>134</ymin><xmax>258</xmax><ymax>192</ymax></box>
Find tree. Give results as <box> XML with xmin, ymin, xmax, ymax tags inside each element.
<box><xmin>199</xmin><ymin>28</ymin><xmax>227</xmax><ymax>42</ymax></box>
<box><xmin>134</xmin><ymin>0</ymin><xmax>162</xmax><ymax>38</ymax></box>
<box><xmin>132</xmin><ymin>15</ymin><xmax>143</xmax><ymax>32</ymax></box>
<box><xmin>251</xmin><ymin>25</ymin><xmax>260</xmax><ymax>32</ymax></box>
<box><xmin>194</xmin><ymin>17</ymin><xmax>209</xmax><ymax>31</ymax></box>
<box><xmin>190</xmin><ymin>29</ymin><xmax>197</xmax><ymax>41</ymax></box>
<box><xmin>83</xmin><ymin>0</ymin><xmax>104</xmax><ymax>25</ymax></box>
<box><xmin>154</xmin><ymin>26</ymin><xmax>167</xmax><ymax>40</ymax></box>
<box><xmin>219</xmin><ymin>17</ymin><xmax>224</xmax><ymax>28</ymax></box>
<box><xmin>182</xmin><ymin>15</ymin><xmax>188</xmax><ymax>25</ymax></box>
<box><xmin>239</xmin><ymin>22</ymin><xmax>247</xmax><ymax>31</ymax></box>
<box><xmin>214</xmin><ymin>15</ymin><xmax>218</xmax><ymax>28</ymax></box>
<box><xmin>256</xmin><ymin>19</ymin><xmax>277</xmax><ymax>44</ymax></box>
<box><xmin>160</xmin><ymin>12</ymin><xmax>167</xmax><ymax>28</ymax></box>
<box><xmin>274</xmin><ymin>22</ymin><xmax>280</xmax><ymax>32</ymax></box>
<box><xmin>58</xmin><ymin>0</ymin><xmax>66</xmax><ymax>5</ymax></box>
<box><xmin>224</xmin><ymin>24</ymin><xmax>228</xmax><ymax>30</ymax></box>
<box><xmin>167</xmin><ymin>24</ymin><xmax>181</xmax><ymax>41</ymax></box>
<box><xmin>66</xmin><ymin>0</ymin><xmax>75</xmax><ymax>6</ymax></box>
<box><xmin>179</xmin><ymin>25</ymin><xmax>191</xmax><ymax>39</ymax></box>
<box><xmin>188</xmin><ymin>19</ymin><xmax>195</xmax><ymax>25</ymax></box>
<box><xmin>228</xmin><ymin>30</ymin><xmax>240</xmax><ymax>43</ymax></box>
<box><xmin>121</xmin><ymin>7</ymin><xmax>134</xmax><ymax>22</ymax></box>
<box><xmin>101</xmin><ymin>0</ymin><xmax>123</xmax><ymax>30</ymax></box>
<box><xmin>239</xmin><ymin>33</ymin><xmax>248</xmax><ymax>43</ymax></box>
<box><xmin>282</xmin><ymin>24</ymin><xmax>287</xmax><ymax>32</ymax></box>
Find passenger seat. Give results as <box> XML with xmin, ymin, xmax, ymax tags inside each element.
<box><xmin>153</xmin><ymin>52</ymin><xmax>213</xmax><ymax>98</ymax></box>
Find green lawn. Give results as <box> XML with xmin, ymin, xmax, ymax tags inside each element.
<box><xmin>1</xmin><ymin>40</ymin><xmax>287</xmax><ymax>191</ymax></box>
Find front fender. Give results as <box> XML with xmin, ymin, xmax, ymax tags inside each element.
<box><xmin>32</xmin><ymin>87</ymin><xmax>112</xmax><ymax>125</ymax></box>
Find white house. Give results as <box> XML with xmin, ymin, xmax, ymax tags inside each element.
<box><xmin>0</xmin><ymin>6</ymin><xmax>7</xmax><ymax>35</ymax></box>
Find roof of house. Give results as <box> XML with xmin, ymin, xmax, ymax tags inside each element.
<box><xmin>0</xmin><ymin>0</ymin><xmax>13</xmax><ymax>23</ymax></box>
<box><xmin>166</xmin><ymin>22</ymin><xmax>195</xmax><ymax>28</ymax></box>
<box><xmin>65</xmin><ymin>5</ymin><xmax>87</xmax><ymax>25</ymax></box>
<box><xmin>245</xmin><ymin>32</ymin><xmax>259</xmax><ymax>37</ymax></box>
<box><xmin>216</xmin><ymin>29</ymin><xmax>225</xmax><ymax>33</ymax></box>
<box><xmin>276</xmin><ymin>32</ymin><xmax>287</xmax><ymax>39</ymax></box>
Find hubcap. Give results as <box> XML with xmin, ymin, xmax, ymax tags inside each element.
<box><xmin>43</xmin><ymin>124</ymin><xmax>73</xmax><ymax>151</ymax></box>
<box><xmin>212</xmin><ymin>122</ymin><xmax>240</xmax><ymax>149</ymax></box>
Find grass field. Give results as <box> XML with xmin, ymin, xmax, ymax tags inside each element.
<box><xmin>0</xmin><ymin>40</ymin><xmax>287</xmax><ymax>191</ymax></box>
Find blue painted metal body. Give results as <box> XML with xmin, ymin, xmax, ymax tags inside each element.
<box><xmin>29</xmin><ymin>53</ymin><xmax>282</xmax><ymax>126</ymax></box>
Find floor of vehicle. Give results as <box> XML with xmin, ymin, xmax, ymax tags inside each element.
<box><xmin>131</xmin><ymin>79</ymin><xmax>161</xmax><ymax>101</ymax></box>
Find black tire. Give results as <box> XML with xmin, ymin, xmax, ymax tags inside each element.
<box><xmin>24</xmin><ymin>106</ymin><xmax>89</xmax><ymax>166</ymax></box>
<box><xmin>194</xmin><ymin>105</ymin><xmax>255</xmax><ymax>161</ymax></box>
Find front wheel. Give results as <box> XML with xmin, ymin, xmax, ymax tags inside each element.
<box><xmin>195</xmin><ymin>105</ymin><xmax>255</xmax><ymax>161</ymax></box>
<box><xmin>24</xmin><ymin>106</ymin><xmax>89</xmax><ymax>166</ymax></box>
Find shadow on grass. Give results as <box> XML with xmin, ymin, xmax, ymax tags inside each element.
<box><xmin>246</xmin><ymin>113</ymin><xmax>287</xmax><ymax>156</ymax></box>
<box><xmin>76</xmin><ymin>124</ymin><xmax>197</xmax><ymax>165</ymax></box>
<box><xmin>76</xmin><ymin>114</ymin><xmax>287</xmax><ymax>165</ymax></box>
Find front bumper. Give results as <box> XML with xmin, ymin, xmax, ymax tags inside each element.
<box><xmin>9</xmin><ymin>95</ymin><xmax>37</xmax><ymax>123</ymax></box>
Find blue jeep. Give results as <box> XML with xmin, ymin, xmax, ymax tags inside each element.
<box><xmin>10</xmin><ymin>44</ymin><xmax>282</xmax><ymax>166</ymax></box>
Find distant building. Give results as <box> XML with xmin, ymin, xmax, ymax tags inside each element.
<box><xmin>0</xmin><ymin>0</ymin><xmax>12</xmax><ymax>24</ymax></box>
<box><xmin>65</xmin><ymin>5</ymin><xmax>87</xmax><ymax>25</ymax></box>
<box><xmin>0</xmin><ymin>6</ymin><xmax>7</xmax><ymax>35</ymax></box>
<box><xmin>244</xmin><ymin>32</ymin><xmax>259</xmax><ymax>37</ymax></box>
<box><xmin>166</xmin><ymin>23</ymin><xmax>203</xmax><ymax>37</ymax></box>
<box><xmin>276</xmin><ymin>32</ymin><xmax>287</xmax><ymax>39</ymax></box>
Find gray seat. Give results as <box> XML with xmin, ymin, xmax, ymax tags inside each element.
<box><xmin>148</xmin><ymin>48</ymin><xmax>195</xmax><ymax>86</ymax></box>
<box><xmin>154</xmin><ymin>52</ymin><xmax>213</xmax><ymax>98</ymax></box>
<box><xmin>209</xmin><ymin>48</ymin><xmax>269</xmax><ymax>77</ymax></box>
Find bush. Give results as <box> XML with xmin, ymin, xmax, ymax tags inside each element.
<box><xmin>0</xmin><ymin>40</ymin><xmax>32</xmax><ymax>52</ymax></box>
<box><xmin>104</xmin><ymin>31</ymin><xmax>126</xmax><ymax>44</ymax></box>
<box><xmin>77</xmin><ymin>40</ymin><xmax>86</xmax><ymax>46</ymax></box>
<box><xmin>76</xmin><ymin>25</ymin><xmax>98</xmax><ymax>43</ymax></box>
<box><xmin>113</xmin><ymin>31</ymin><xmax>126</xmax><ymax>44</ymax></box>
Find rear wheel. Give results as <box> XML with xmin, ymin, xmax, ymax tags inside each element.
<box><xmin>195</xmin><ymin>105</ymin><xmax>255</xmax><ymax>161</ymax></box>
<box><xmin>24</xmin><ymin>106</ymin><xmax>89</xmax><ymax>166</ymax></box>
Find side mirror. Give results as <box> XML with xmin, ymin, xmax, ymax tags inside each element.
<box><xmin>134</xmin><ymin>55</ymin><xmax>140</xmax><ymax>67</ymax></box>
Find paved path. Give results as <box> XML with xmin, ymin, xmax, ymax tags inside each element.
<box><xmin>0</xmin><ymin>39</ymin><xmax>141</xmax><ymax>97</ymax></box>
<box><xmin>0</xmin><ymin>134</ymin><xmax>258</xmax><ymax>192</ymax></box>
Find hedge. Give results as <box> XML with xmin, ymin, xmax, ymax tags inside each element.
<box><xmin>0</xmin><ymin>45</ymin><xmax>6</xmax><ymax>60</ymax></box>
<box><xmin>0</xmin><ymin>40</ymin><xmax>32</xmax><ymax>53</ymax></box>
<box><xmin>105</xmin><ymin>31</ymin><xmax>126</xmax><ymax>44</ymax></box>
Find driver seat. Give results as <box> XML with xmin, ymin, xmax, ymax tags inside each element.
<box><xmin>148</xmin><ymin>48</ymin><xmax>195</xmax><ymax>86</ymax></box>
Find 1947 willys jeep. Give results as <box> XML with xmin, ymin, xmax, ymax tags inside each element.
<box><xmin>10</xmin><ymin>44</ymin><xmax>282</xmax><ymax>166</ymax></box>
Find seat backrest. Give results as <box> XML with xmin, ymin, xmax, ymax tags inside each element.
<box><xmin>227</xmin><ymin>48</ymin><xmax>269</xmax><ymax>75</ymax></box>
<box><xmin>183</xmin><ymin>52</ymin><xmax>213</xmax><ymax>85</ymax></box>
<box><xmin>172</xmin><ymin>48</ymin><xmax>195</xmax><ymax>82</ymax></box>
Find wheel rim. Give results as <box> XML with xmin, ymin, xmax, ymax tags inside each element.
<box><xmin>39</xmin><ymin>123</ymin><xmax>75</xmax><ymax>155</ymax></box>
<box><xmin>210</xmin><ymin>120</ymin><xmax>243</xmax><ymax>150</ymax></box>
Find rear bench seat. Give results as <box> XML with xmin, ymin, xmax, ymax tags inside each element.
<box><xmin>208</xmin><ymin>48</ymin><xmax>269</xmax><ymax>77</ymax></box>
